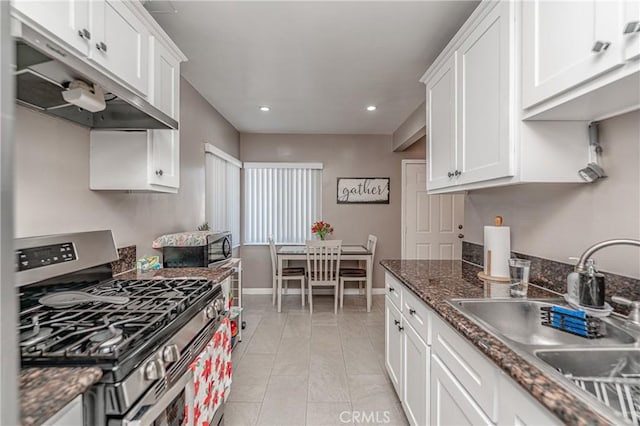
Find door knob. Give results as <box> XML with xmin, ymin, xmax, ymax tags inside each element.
<box><xmin>458</xmin><ymin>234</ymin><xmax>464</xmax><ymax>239</ymax></box>
<box><xmin>458</xmin><ymin>224</ymin><xmax>463</xmax><ymax>230</ymax></box>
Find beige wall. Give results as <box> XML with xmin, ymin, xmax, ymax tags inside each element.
<box><xmin>239</xmin><ymin>133</ymin><xmax>426</xmax><ymax>288</ymax></box>
<box><xmin>464</xmin><ymin>110</ymin><xmax>640</xmax><ymax>279</ymax></box>
<box><xmin>392</xmin><ymin>102</ymin><xmax>426</xmax><ymax>152</ymax></box>
<box><xmin>15</xmin><ymin>78</ymin><xmax>239</xmax><ymax>257</ymax></box>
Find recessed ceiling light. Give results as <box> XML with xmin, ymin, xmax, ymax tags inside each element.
<box><xmin>259</xmin><ymin>106</ymin><xmax>271</xmax><ymax>112</ymax></box>
<box><xmin>366</xmin><ymin>105</ymin><xmax>377</xmax><ymax>112</ymax></box>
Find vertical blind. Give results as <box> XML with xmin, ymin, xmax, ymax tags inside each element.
<box><xmin>205</xmin><ymin>145</ymin><xmax>241</xmax><ymax>247</ymax></box>
<box><xmin>244</xmin><ymin>163</ymin><xmax>323</xmax><ymax>244</ymax></box>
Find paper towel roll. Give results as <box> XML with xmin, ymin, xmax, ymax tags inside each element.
<box><xmin>484</xmin><ymin>226</ymin><xmax>511</xmax><ymax>278</ymax></box>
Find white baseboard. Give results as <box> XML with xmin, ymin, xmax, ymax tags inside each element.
<box><xmin>243</xmin><ymin>287</ymin><xmax>386</xmax><ymax>295</ymax></box>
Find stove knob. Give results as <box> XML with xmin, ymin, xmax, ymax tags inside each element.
<box><xmin>162</xmin><ymin>344</ymin><xmax>181</xmax><ymax>363</ymax></box>
<box><xmin>213</xmin><ymin>298</ymin><xmax>225</xmax><ymax>315</ymax></box>
<box><xmin>205</xmin><ymin>305</ymin><xmax>216</xmax><ymax>319</ymax></box>
<box><xmin>144</xmin><ymin>358</ymin><xmax>166</xmax><ymax>381</ymax></box>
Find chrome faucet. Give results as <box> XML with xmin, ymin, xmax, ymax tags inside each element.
<box><xmin>574</xmin><ymin>239</ymin><xmax>640</xmax><ymax>327</ymax></box>
<box><xmin>575</xmin><ymin>239</ymin><xmax>640</xmax><ymax>272</ymax></box>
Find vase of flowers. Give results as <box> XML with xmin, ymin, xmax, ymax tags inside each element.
<box><xmin>311</xmin><ymin>221</ymin><xmax>334</xmax><ymax>240</ymax></box>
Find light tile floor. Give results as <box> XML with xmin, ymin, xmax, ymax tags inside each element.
<box><xmin>226</xmin><ymin>293</ymin><xmax>409</xmax><ymax>426</ymax></box>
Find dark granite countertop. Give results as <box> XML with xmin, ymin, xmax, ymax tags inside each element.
<box><xmin>380</xmin><ymin>259</ymin><xmax>613</xmax><ymax>426</ymax></box>
<box><xmin>116</xmin><ymin>266</ymin><xmax>234</xmax><ymax>283</ymax></box>
<box><xmin>21</xmin><ymin>367</ymin><xmax>102</xmax><ymax>426</ymax></box>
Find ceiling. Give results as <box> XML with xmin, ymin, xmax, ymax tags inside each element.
<box><xmin>150</xmin><ymin>1</ymin><xmax>479</xmax><ymax>135</ymax></box>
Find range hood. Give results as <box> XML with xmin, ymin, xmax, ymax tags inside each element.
<box><xmin>13</xmin><ymin>22</ymin><xmax>178</xmax><ymax>130</ymax></box>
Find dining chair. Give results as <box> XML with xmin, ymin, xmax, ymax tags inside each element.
<box><xmin>269</xmin><ymin>236</ymin><xmax>306</xmax><ymax>307</ymax></box>
<box><xmin>339</xmin><ymin>234</ymin><xmax>377</xmax><ymax>308</ymax></box>
<box><xmin>305</xmin><ymin>239</ymin><xmax>342</xmax><ymax>314</ymax></box>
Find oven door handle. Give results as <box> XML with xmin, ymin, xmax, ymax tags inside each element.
<box><xmin>123</xmin><ymin>369</ymin><xmax>193</xmax><ymax>426</ymax></box>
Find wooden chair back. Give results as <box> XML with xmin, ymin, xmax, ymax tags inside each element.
<box><xmin>305</xmin><ymin>240</ymin><xmax>342</xmax><ymax>285</ymax></box>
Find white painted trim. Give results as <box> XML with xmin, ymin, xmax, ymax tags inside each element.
<box><xmin>243</xmin><ymin>162</ymin><xmax>323</xmax><ymax>170</ymax></box>
<box><xmin>243</xmin><ymin>288</ymin><xmax>386</xmax><ymax>296</ymax></box>
<box><xmin>204</xmin><ymin>143</ymin><xmax>242</xmax><ymax>168</ymax></box>
<box><xmin>401</xmin><ymin>160</ymin><xmax>427</xmax><ymax>259</ymax></box>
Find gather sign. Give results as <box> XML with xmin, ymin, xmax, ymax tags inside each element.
<box><xmin>337</xmin><ymin>178</ymin><xmax>390</xmax><ymax>204</ymax></box>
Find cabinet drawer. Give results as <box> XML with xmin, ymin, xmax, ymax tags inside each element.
<box><xmin>402</xmin><ymin>288</ymin><xmax>430</xmax><ymax>345</ymax></box>
<box><xmin>385</xmin><ymin>272</ymin><xmax>403</xmax><ymax>311</ymax></box>
<box><xmin>432</xmin><ymin>316</ymin><xmax>499</xmax><ymax>422</ymax></box>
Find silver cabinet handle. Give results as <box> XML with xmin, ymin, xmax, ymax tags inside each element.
<box><xmin>447</xmin><ymin>172</ymin><xmax>454</xmax><ymax>178</ymax></box>
<box><xmin>96</xmin><ymin>41</ymin><xmax>107</xmax><ymax>52</ymax></box>
<box><xmin>409</xmin><ymin>308</ymin><xmax>416</xmax><ymax>316</ymax></box>
<box><xmin>623</xmin><ymin>21</ymin><xmax>640</xmax><ymax>34</ymax></box>
<box><xmin>458</xmin><ymin>234</ymin><xmax>464</xmax><ymax>239</ymax></box>
<box><xmin>454</xmin><ymin>170</ymin><xmax>462</xmax><ymax>176</ymax></box>
<box><xmin>78</xmin><ymin>28</ymin><xmax>91</xmax><ymax>40</ymax></box>
<box><xmin>592</xmin><ymin>41</ymin><xmax>611</xmax><ymax>53</ymax></box>
<box><xmin>393</xmin><ymin>319</ymin><xmax>400</xmax><ymax>326</ymax></box>
<box><xmin>155</xmin><ymin>169</ymin><xmax>164</xmax><ymax>176</ymax></box>
<box><xmin>397</xmin><ymin>325</ymin><xmax>404</xmax><ymax>332</ymax></box>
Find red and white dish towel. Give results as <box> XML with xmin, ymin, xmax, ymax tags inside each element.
<box><xmin>184</xmin><ymin>317</ymin><xmax>233</xmax><ymax>426</ymax></box>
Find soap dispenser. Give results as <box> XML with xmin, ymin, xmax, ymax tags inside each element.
<box><xmin>578</xmin><ymin>259</ymin><xmax>606</xmax><ymax>309</ymax></box>
<box><xmin>566</xmin><ymin>257</ymin><xmax>580</xmax><ymax>304</ymax></box>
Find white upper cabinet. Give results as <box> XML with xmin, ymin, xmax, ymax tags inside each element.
<box><xmin>150</xmin><ymin>38</ymin><xmax>180</xmax><ymax>119</ymax></box>
<box><xmin>522</xmin><ymin>1</ymin><xmax>624</xmax><ymax>109</ymax></box>
<box><xmin>421</xmin><ymin>1</ymin><xmax>593</xmax><ymax>194</ymax></box>
<box><xmin>623</xmin><ymin>0</ymin><xmax>640</xmax><ymax>61</ymax></box>
<box><xmin>12</xmin><ymin>0</ymin><xmax>91</xmax><ymax>56</ymax></box>
<box><xmin>89</xmin><ymin>0</ymin><xmax>149</xmax><ymax>95</ymax></box>
<box><xmin>456</xmin><ymin>3</ymin><xmax>513</xmax><ymax>185</ymax></box>
<box><xmin>426</xmin><ymin>55</ymin><xmax>457</xmax><ymax>190</ymax></box>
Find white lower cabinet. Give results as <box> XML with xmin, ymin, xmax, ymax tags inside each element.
<box><xmin>402</xmin><ymin>321</ymin><xmax>430</xmax><ymax>426</ymax></box>
<box><xmin>384</xmin><ymin>274</ymin><xmax>560</xmax><ymax>426</ymax></box>
<box><xmin>385</xmin><ymin>296</ymin><xmax>403</xmax><ymax>397</ymax></box>
<box><xmin>43</xmin><ymin>395</ymin><xmax>83</xmax><ymax>426</ymax></box>
<box><xmin>431</xmin><ymin>355</ymin><xmax>491</xmax><ymax>426</ymax></box>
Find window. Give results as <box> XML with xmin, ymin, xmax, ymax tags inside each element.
<box><xmin>205</xmin><ymin>144</ymin><xmax>241</xmax><ymax>248</ymax></box>
<box><xmin>244</xmin><ymin>163</ymin><xmax>323</xmax><ymax>244</ymax></box>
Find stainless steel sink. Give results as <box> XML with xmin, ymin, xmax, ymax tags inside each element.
<box><xmin>536</xmin><ymin>349</ymin><xmax>640</xmax><ymax>421</ymax></box>
<box><xmin>536</xmin><ymin>348</ymin><xmax>640</xmax><ymax>378</ymax></box>
<box><xmin>449</xmin><ymin>299</ymin><xmax>637</xmax><ymax>347</ymax></box>
<box><xmin>448</xmin><ymin>298</ymin><xmax>640</xmax><ymax>424</ymax></box>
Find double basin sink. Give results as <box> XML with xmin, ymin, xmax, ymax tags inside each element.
<box><xmin>449</xmin><ymin>299</ymin><xmax>640</xmax><ymax>423</ymax></box>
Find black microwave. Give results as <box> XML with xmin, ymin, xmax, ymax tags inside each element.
<box><xmin>162</xmin><ymin>231</ymin><xmax>232</xmax><ymax>268</ymax></box>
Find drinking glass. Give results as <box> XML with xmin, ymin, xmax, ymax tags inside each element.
<box><xmin>509</xmin><ymin>259</ymin><xmax>531</xmax><ymax>298</ymax></box>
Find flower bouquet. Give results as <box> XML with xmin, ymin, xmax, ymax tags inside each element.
<box><xmin>311</xmin><ymin>221</ymin><xmax>334</xmax><ymax>240</ymax></box>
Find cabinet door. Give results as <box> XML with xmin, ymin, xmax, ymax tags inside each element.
<box><xmin>623</xmin><ymin>0</ymin><xmax>640</xmax><ymax>61</ymax></box>
<box><xmin>426</xmin><ymin>55</ymin><xmax>457</xmax><ymax>191</ymax></box>
<box><xmin>148</xmin><ymin>39</ymin><xmax>180</xmax><ymax>188</ymax></box>
<box><xmin>402</xmin><ymin>322</ymin><xmax>429</xmax><ymax>426</ymax></box>
<box><xmin>43</xmin><ymin>395</ymin><xmax>83</xmax><ymax>426</ymax></box>
<box><xmin>522</xmin><ymin>0</ymin><xmax>623</xmax><ymax>108</ymax></box>
<box><xmin>498</xmin><ymin>375</ymin><xmax>560</xmax><ymax>426</ymax></box>
<box><xmin>385</xmin><ymin>297</ymin><xmax>403</xmax><ymax>398</ymax></box>
<box><xmin>90</xmin><ymin>0</ymin><xmax>149</xmax><ymax>95</ymax></box>
<box><xmin>148</xmin><ymin>130</ymin><xmax>179</xmax><ymax>188</ymax></box>
<box><xmin>150</xmin><ymin>39</ymin><xmax>180</xmax><ymax>119</ymax></box>
<box><xmin>456</xmin><ymin>2</ymin><xmax>513</xmax><ymax>185</ymax></box>
<box><xmin>12</xmin><ymin>0</ymin><xmax>90</xmax><ymax>56</ymax></box>
<box><xmin>431</xmin><ymin>355</ymin><xmax>492</xmax><ymax>426</ymax></box>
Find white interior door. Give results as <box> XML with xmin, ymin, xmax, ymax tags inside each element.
<box><xmin>403</xmin><ymin>161</ymin><xmax>464</xmax><ymax>260</ymax></box>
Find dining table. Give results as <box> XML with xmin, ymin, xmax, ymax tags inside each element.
<box><xmin>276</xmin><ymin>245</ymin><xmax>373</xmax><ymax>313</ymax></box>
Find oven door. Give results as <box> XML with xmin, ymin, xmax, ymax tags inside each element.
<box><xmin>122</xmin><ymin>368</ymin><xmax>192</xmax><ymax>426</ymax></box>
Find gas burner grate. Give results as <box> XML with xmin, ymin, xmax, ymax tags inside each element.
<box><xmin>19</xmin><ymin>278</ymin><xmax>217</xmax><ymax>360</ymax></box>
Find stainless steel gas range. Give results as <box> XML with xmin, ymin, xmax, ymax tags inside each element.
<box><xmin>16</xmin><ymin>231</ymin><xmax>227</xmax><ymax>426</ymax></box>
